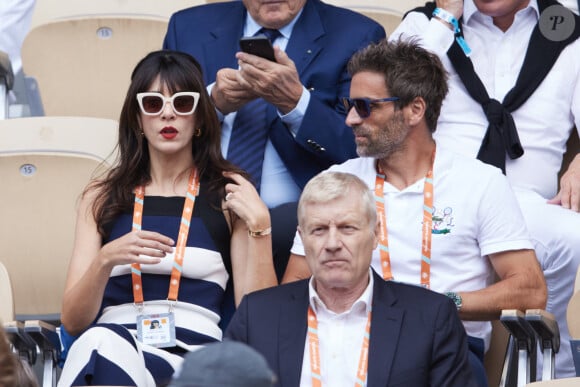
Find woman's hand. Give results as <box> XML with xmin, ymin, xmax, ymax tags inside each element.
<box><xmin>222</xmin><ymin>171</ymin><xmax>270</xmax><ymax>232</ymax></box>
<box><xmin>99</xmin><ymin>230</ymin><xmax>175</xmax><ymax>269</ymax></box>
<box><xmin>224</xmin><ymin>171</ymin><xmax>276</xmax><ymax>304</ymax></box>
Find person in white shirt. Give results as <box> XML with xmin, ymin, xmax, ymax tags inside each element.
<box><xmin>390</xmin><ymin>0</ymin><xmax>580</xmax><ymax>378</ymax></box>
<box><xmin>0</xmin><ymin>0</ymin><xmax>35</xmax><ymax>76</ymax></box>
<box><xmin>0</xmin><ymin>0</ymin><xmax>36</xmax><ymax>117</ymax></box>
<box><xmin>227</xmin><ymin>170</ymin><xmax>477</xmax><ymax>387</ymax></box>
<box><xmin>283</xmin><ymin>39</ymin><xmax>547</xmax><ymax>386</ymax></box>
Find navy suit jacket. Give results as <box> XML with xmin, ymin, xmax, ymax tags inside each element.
<box><xmin>163</xmin><ymin>0</ymin><xmax>386</xmax><ymax>188</ymax></box>
<box><xmin>226</xmin><ymin>271</ymin><xmax>477</xmax><ymax>387</ymax></box>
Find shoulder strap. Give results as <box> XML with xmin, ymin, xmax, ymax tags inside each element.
<box><xmin>195</xmin><ymin>179</ymin><xmax>237</xmax><ymax>330</ymax></box>
<box><xmin>196</xmin><ymin>179</ymin><xmax>232</xmax><ymax>277</ymax></box>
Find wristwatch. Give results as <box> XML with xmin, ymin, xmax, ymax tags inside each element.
<box><xmin>445</xmin><ymin>292</ymin><xmax>463</xmax><ymax>311</ymax></box>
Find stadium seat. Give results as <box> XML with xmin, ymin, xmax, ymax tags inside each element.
<box><xmin>0</xmin><ymin>116</ymin><xmax>118</xmax><ymax>321</ymax></box>
<box><xmin>354</xmin><ymin>8</ymin><xmax>403</xmax><ymax>35</ymax></box>
<box><xmin>483</xmin><ymin>309</ymin><xmax>559</xmax><ymax>387</ymax></box>
<box><xmin>486</xmin><ymin>320</ymin><xmax>513</xmax><ymax>386</ymax></box>
<box><xmin>21</xmin><ymin>16</ymin><xmax>168</xmax><ymax>120</ymax></box>
<box><xmin>516</xmin><ymin>266</ymin><xmax>580</xmax><ymax>385</ymax></box>
<box><xmin>526</xmin><ymin>377</ymin><xmax>580</xmax><ymax>386</ymax></box>
<box><xmin>0</xmin><ymin>116</ymin><xmax>118</xmax><ymax>386</ymax></box>
<box><xmin>30</xmin><ymin>0</ymin><xmax>203</xmax><ymax>29</ymax></box>
<box><xmin>322</xmin><ymin>0</ymin><xmax>425</xmax><ymax>17</ymax></box>
<box><xmin>0</xmin><ymin>262</ymin><xmax>14</xmax><ymax>323</ymax></box>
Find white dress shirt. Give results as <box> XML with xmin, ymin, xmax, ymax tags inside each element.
<box><xmin>299</xmin><ymin>271</ymin><xmax>374</xmax><ymax>387</ymax></box>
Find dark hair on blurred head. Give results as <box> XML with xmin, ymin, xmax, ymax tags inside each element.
<box><xmin>91</xmin><ymin>50</ymin><xmax>245</xmax><ymax>238</ymax></box>
<box><xmin>347</xmin><ymin>38</ymin><xmax>448</xmax><ymax>131</ymax></box>
<box><xmin>0</xmin><ymin>327</ymin><xmax>39</xmax><ymax>387</ymax></box>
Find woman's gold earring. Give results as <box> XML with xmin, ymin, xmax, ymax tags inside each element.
<box><xmin>194</xmin><ymin>128</ymin><xmax>202</xmax><ymax>137</ymax></box>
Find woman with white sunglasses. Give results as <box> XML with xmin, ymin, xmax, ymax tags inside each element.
<box><xmin>58</xmin><ymin>50</ymin><xmax>276</xmax><ymax>386</ymax></box>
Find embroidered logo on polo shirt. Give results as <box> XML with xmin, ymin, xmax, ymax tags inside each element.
<box><xmin>431</xmin><ymin>206</ymin><xmax>455</xmax><ymax>235</ymax></box>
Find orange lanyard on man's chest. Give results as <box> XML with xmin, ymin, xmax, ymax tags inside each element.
<box><xmin>374</xmin><ymin>151</ymin><xmax>435</xmax><ymax>288</ymax></box>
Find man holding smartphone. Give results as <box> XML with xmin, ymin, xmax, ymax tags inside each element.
<box><xmin>164</xmin><ymin>0</ymin><xmax>385</xmax><ymax>280</ymax></box>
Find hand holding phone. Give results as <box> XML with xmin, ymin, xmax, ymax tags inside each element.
<box><xmin>239</xmin><ymin>35</ymin><xmax>276</xmax><ymax>62</ymax></box>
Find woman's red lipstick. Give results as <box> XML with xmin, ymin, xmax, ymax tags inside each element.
<box><xmin>160</xmin><ymin>127</ymin><xmax>178</xmax><ymax>139</ymax></box>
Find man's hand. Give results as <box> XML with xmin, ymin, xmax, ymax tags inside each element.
<box><xmin>211</xmin><ymin>67</ymin><xmax>257</xmax><ymax>115</ymax></box>
<box><xmin>236</xmin><ymin>46</ymin><xmax>303</xmax><ymax>115</ymax></box>
<box><xmin>548</xmin><ymin>153</ymin><xmax>580</xmax><ymax>211</ymax></box>
<box><xmin>435</xmin><ymin>0</ymin><xmax>463</xmax><ymax>19</ymax></box>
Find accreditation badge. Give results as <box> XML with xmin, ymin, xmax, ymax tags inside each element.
<box><xmin>136</xmin><ymin>312</ymin><xmax>176</xmax><ymax>348</ymax></box>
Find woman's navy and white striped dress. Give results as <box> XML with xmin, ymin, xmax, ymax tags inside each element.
<box><xmin>58</xmin><ymin>183</ymin><xmax>233</xmax><ymax>387</ymax></box>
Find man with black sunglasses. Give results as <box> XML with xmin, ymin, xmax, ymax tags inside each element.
<box><xmin>392</xmin><ymin>0</ymin><xmax>580</xmax><ymax>378</ymax></box>
<box><xmin>283</xmin><ymin>39</ymin><xmax>547</xmax><ymax>387</ymax></box>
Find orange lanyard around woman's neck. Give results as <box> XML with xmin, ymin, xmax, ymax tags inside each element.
<box><xmin>131</xmin><ymin>168</ymin><xmax>200</xmax><ymax>307</ymax></box>
<box><xmin>374</xmin><ymin>150</ymin><xmax>435</xmax><ymax>288</ymax></box>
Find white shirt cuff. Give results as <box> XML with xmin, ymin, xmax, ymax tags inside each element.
<box><xmin>279</xmin><ymin>86</ymin><xmax>310</xmax><ymax>138</ymax></box>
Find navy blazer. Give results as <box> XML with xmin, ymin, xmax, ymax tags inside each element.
<box><xmin>163</xmin><ymin>0</ymin><xmax>386</xmax><ymax>188</ymax></box>
<box><xmin>226</xmin><ymin>271</ymin><xmax>477</xmax><ymax>387</ymax></box>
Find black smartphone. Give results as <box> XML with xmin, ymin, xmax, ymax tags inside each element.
<box><xmin>239</xmin><ymin>35</ymin><xmax>276</xmax><ymax>62</ymax></box>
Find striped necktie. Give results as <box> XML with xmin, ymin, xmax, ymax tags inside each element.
<box><xmin>227</xmin><ymin>28</ymin><xmax>281</xmax><ymax>191</ymax></box>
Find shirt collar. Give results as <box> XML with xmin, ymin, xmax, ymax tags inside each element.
<box><xmin>308</xmin><ymin>268</ymin><xmax>374</xmax><ymax>317</ymax></box>
<box><xmin>244</xmin><ymin>7</ymin><xmax>304</xmax><ymax>40</ymax></box>
<box><xmin>463</xmin><ymin>0</ymin><xmax>539</xmax><ymax>25</ymax></box>
<box><xmin>376</xmin><ymin>143</ymin><xmax>445</xmax><ymax>194</ymax></box>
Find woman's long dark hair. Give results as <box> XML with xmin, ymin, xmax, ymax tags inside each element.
<box><xmin>91</xmin><ymin>50</ymin><xmax>246</xmax><ymax>238</ymax></box>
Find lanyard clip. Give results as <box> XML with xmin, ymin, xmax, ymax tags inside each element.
<box><xmin>134</xmin><ymin>302</ymin><xmax>144</xmax><ymax>314</ymax></box>
<box><xmin>167</xmin><ymin>299</ymin><xmax>177</xmax><ymax>313</ymax></box>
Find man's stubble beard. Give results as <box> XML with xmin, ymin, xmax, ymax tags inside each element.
<box><xmin>355</xmin><ymin>113</ymin><xmax>408</xmax><ymax>160</ymax></box>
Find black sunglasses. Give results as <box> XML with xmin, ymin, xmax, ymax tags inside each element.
<box><xmin>341</xmin><ymin>97</ymin><xmax>400</xmax><ymax>118</ymax></box>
